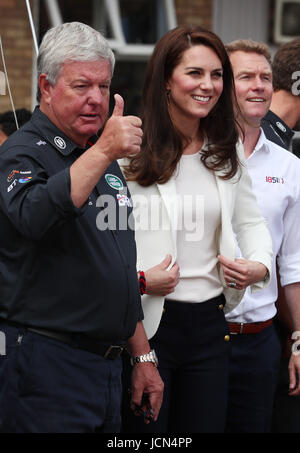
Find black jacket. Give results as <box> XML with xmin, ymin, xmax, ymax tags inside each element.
<box><xmin>0</xmin><ymin>107</ymin><xmax>142</xmax><ymax>341</ymax></box>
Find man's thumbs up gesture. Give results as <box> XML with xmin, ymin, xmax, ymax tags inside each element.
<box><xmin>97</xmin><ymin>94</ymin><xmax>143</xmax><ymax>161</ymax></box>
<box><xmin>70</xmin><ymin>94</ymin><xmax>142</xmax><ymax>208</ymax></box>
<box><xmin>112</xmin><ymin>93</ymin><xmax>125</xmax><ymax>117</ymax></box>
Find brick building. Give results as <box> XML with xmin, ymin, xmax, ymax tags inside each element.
<box><xmin>0</xmin><ymin>0</ymin><xmax>298</xmax><ymax>115</ymax></box>
<box><xmin>0</xmin><ymin>0</ymin><xmax>35</xmax><ymax>112</ymax></box>
<box><xmin>0</xmin><ymin>0</ymin><xmax>213</xmax><ymax>113</ymax></box>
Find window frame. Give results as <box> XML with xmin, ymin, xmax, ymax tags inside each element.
<box><xmin>42</xmin><ymin>0</ymin><xmax>177</xmax><ymax>59</ymax></box>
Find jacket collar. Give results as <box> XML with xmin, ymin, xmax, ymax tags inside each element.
<box><xmin>31</xmin><ymin>107</ymin><xmax>92</xmax><ymax>155</ymax></box>
<box><xmin>263</xmin><ymin>110</ymin><xmax>294</xmax><ymax>141</ymax></box>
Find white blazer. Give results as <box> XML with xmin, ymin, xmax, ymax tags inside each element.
<box><xmin>119</xmin><ymin>144</ymin><xmax>273</xmax><ymax>339</ymax></box>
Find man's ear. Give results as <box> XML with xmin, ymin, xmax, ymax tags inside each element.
<box><xmin>39</xmin><ymin>73</ymin><xmax>52</xmax><ymax>104</ymax></box>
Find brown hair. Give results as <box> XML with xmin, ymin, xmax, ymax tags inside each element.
<box><xmin>124</xmin><ymin>25</ymin><xmax>241</xmax><ymax>186</ymax></box>
<box><xmin>272</xmin><ymin>38</ymin><xmax>300</xmax><ymax>93</ymax></box>
<box><xmin>225</xmin><ymin>39</ymin><xmax>272</xmax><ymax>66</ymax></box>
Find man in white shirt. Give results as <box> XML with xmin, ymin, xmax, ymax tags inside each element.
<box><xmin>225</xmin><ymin>39</ymin><xmax>300</xmax><ymax>432</ymax></box>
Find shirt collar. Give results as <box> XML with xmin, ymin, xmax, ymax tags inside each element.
<box><xmin>31</xmin><ymin>107</ymin><xmax>85</xmax><ymax>156</ymax></box>
<box><xmin>254</xmin><ymin>128</ymin><xmax>271</xmax><ymax>154</ymax></box>
<box><xmin>247</xmin><ymin>128</ymin><xmax>271</xmax><ymax>162</ymax></box>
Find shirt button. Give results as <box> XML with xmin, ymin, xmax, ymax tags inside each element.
<box><xmin>224</xmin><ymin>335</ymin><xmax>230</xmax><ymax>342</ymax></box>
<box><xmin>218</xmin><ymin>304</ymin><xmax>224</xmax><ymax>310</ymax></box>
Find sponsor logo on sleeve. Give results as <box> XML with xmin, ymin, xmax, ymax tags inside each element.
<box><xmin>7</xmin><ymin>170</ymin><xmax>32</xmax><ymax>192</ymax></box>
<box><xmin>18</xmin><ymin>176</ymin><xmax>32</xmax><ymax>184</ymax></box>
<box><xmin>117</xmin><ymin>193</ymin><xmax>132</xmax><ymax>207</ymax></box>
<box><xmin>7</xmin><ymin>169</ymin><xmax>20</xmax><ymax>182</ymax></box>
<box><xmin>105</xmin><ymin>174</ymin><xmax>124</xmax><ymax>190</ymax></box>
<box><xmin>7</xmin><ymin>179</ymin><xmax>17</xmax><ymax>192</ymax></box>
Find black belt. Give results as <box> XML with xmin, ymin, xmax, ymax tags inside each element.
<box><xmin>27</xmin><ymin>327</ymin><xmax>124</xmax><ymax>360</ymax></box>
<box><xmin>1</xmin><ymin>319</ymin><xmax>124</xmax><ymax>360</ymax></box>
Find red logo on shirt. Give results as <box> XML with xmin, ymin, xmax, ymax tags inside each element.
<box><xmin>266</xmin><ymin>176</ymin><xmax>284</xmax><ymax>184</ymax></box>
<box><xmin>7</xmin><ymin>169</ymin><xmax>20</xmax><ymax>182</ymax></box>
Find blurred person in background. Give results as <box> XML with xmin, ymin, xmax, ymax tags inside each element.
<box><xmin>0</xmin><ymin>108</ymin><xmax>32</xmax><ymax>145</ymax></box>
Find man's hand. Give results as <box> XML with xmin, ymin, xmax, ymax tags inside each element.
<box><xmin>126</xmin><ymin>322</ymin><xmax>164</xmax><ymax>423</ymax></box>
<box><xmin>130</xmin><ymin>362</ymin><xmax>164</xmax><ymax>423</ymax></box>
<box><xmin>96</xmin><ymin>94</ymin><xmax>143</xmax><ymax>163</ymax></box>
<box><xmin>70</xmin><ymin>94</ymin><xmax>142</xmax><ymax>208</ymax></box>
<box><xmin>145</xmin><ymin>255</ymin><xmax>180</xmax><ymax>296</ymax></box>
<box><xmin>283</xmin><ymin>284</ymin><xmax>300</xmax><ymax>396</ymax></box>
<box><xmin>218</xmin><ymin>255</ymin><xmax>268</xmax><ymax>290</ymax></box>
<box><xmin>288</xmin><ymin>351</ymin><xmax>300</xmax><ymax>396</ymax></box>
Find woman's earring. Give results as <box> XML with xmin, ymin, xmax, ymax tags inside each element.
<box><xmin>166</xmin><ymin>89</ymin><xmax>171</xmax><ymax>101</ymax></box>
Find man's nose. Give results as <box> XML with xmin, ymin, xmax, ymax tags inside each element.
<box><xmin>87</xmin><ymin>86</ymin><xmax>103</xmax><ymax>104</ymax></box>
<box><xmin>252</xmin><ymin>76</ymin><xmax>264</xmax><ymax>91</ymax></box>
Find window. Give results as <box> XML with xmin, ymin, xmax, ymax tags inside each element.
<box><xmin>36</xmin><ymin>0</ymin><xmax>177</xmax><ymax>114</ymax></box>
<box><xmin>39</xmin><ymin>0</ymin><xmax>176</xmax><ymax>58</ymax></box>
<box><xmin>273</xmin><ymin>0</ymin><xmax>300</xmax><ymax>43</ymax></box>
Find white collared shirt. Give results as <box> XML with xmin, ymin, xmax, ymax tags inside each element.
<box><xmin>226</xmin><ymin>129</ymin><xmax>300</xmax><ymax>323</ymax></box>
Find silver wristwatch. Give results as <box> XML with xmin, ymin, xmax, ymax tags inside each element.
<box><xmin>130</xmin><ymin>349</ymin><xmax>158</xmax><ymax>367</ymax></box>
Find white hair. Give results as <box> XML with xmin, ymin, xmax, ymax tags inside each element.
<box><xmin>37</xmin><ymin>22</ymin><xmax>115</xmax><ymax>101</ymax></box>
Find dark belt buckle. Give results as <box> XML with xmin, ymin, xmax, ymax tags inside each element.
<box><xmin>104</xmin><ymin>345</ymin><xmax>123</xmax><ymax>360</ymax></box>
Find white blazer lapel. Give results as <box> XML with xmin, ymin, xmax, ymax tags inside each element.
<box><xmin>215</xmin><ymin>173</ymin><xmax>236</xmax><ymax>260</ymax></box>
<box><xmin>215</xmin><ymin>171</ymin><xmax>246</xmax><ymax>311</ymax></box>
<box><xmin>157</xmin><ymin>178</ymin><xmax>178</xmax><ymax>266</ymax></box>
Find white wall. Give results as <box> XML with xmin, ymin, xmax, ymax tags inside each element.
<box><xmin>213</xmin><ymin>0</ymin><xmax>270</xmax><ymax>44</ymax></box>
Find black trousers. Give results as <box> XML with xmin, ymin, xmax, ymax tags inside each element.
<box><xmin>122</xmin><ymin>294</ymin><xmax>230</xmax><ymax>433</ymax></box>
<box><xmin>226</xmin><ymin>324</ymin><xmax>281</xmax><ymax>433</ymax></box>
<box><xmin>272</xmin><ymin>357</ymin><xmax>300</xmax><ymax>432</ymax></box>
<box><xmin>271</xmin><ymin>319</ymin><xmax>300</xmax><ymax>433</ymax></box>
<box><xmin>0</xmin><ymin>321</ymin><xmax>122</xmax><ymax>433</ymax></box>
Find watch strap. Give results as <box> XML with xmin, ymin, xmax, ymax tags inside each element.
<box><xmin>130</xmin><ymin>349</ymin><xmax>158</xmax><ymax>367</ymax></box>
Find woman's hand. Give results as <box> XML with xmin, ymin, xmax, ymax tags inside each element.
<box><xmin>218</xmin><ymin>255</ymin><xmax>268</xmax><ymax>290</ymax></box>
<box><xmin>144</xmin><ymin>255</ymin><xmax>180</xmax><ymax>296</ymax></box>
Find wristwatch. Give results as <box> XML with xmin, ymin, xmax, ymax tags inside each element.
<box><xmin>130</xmin><ymin>349</ymin><xmax>158</xmax><ymax>367</ymax></box>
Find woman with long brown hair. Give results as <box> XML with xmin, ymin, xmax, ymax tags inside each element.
<box><xmin>121</xmin><ymin>26</ymin><xmax>272</xmax><ymax>433</ymax></box>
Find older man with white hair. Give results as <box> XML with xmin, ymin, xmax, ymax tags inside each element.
<box><xmin>0</xmin><ymin>22</ymin><xmax>163</xmax><ymax>433</ymax></box>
